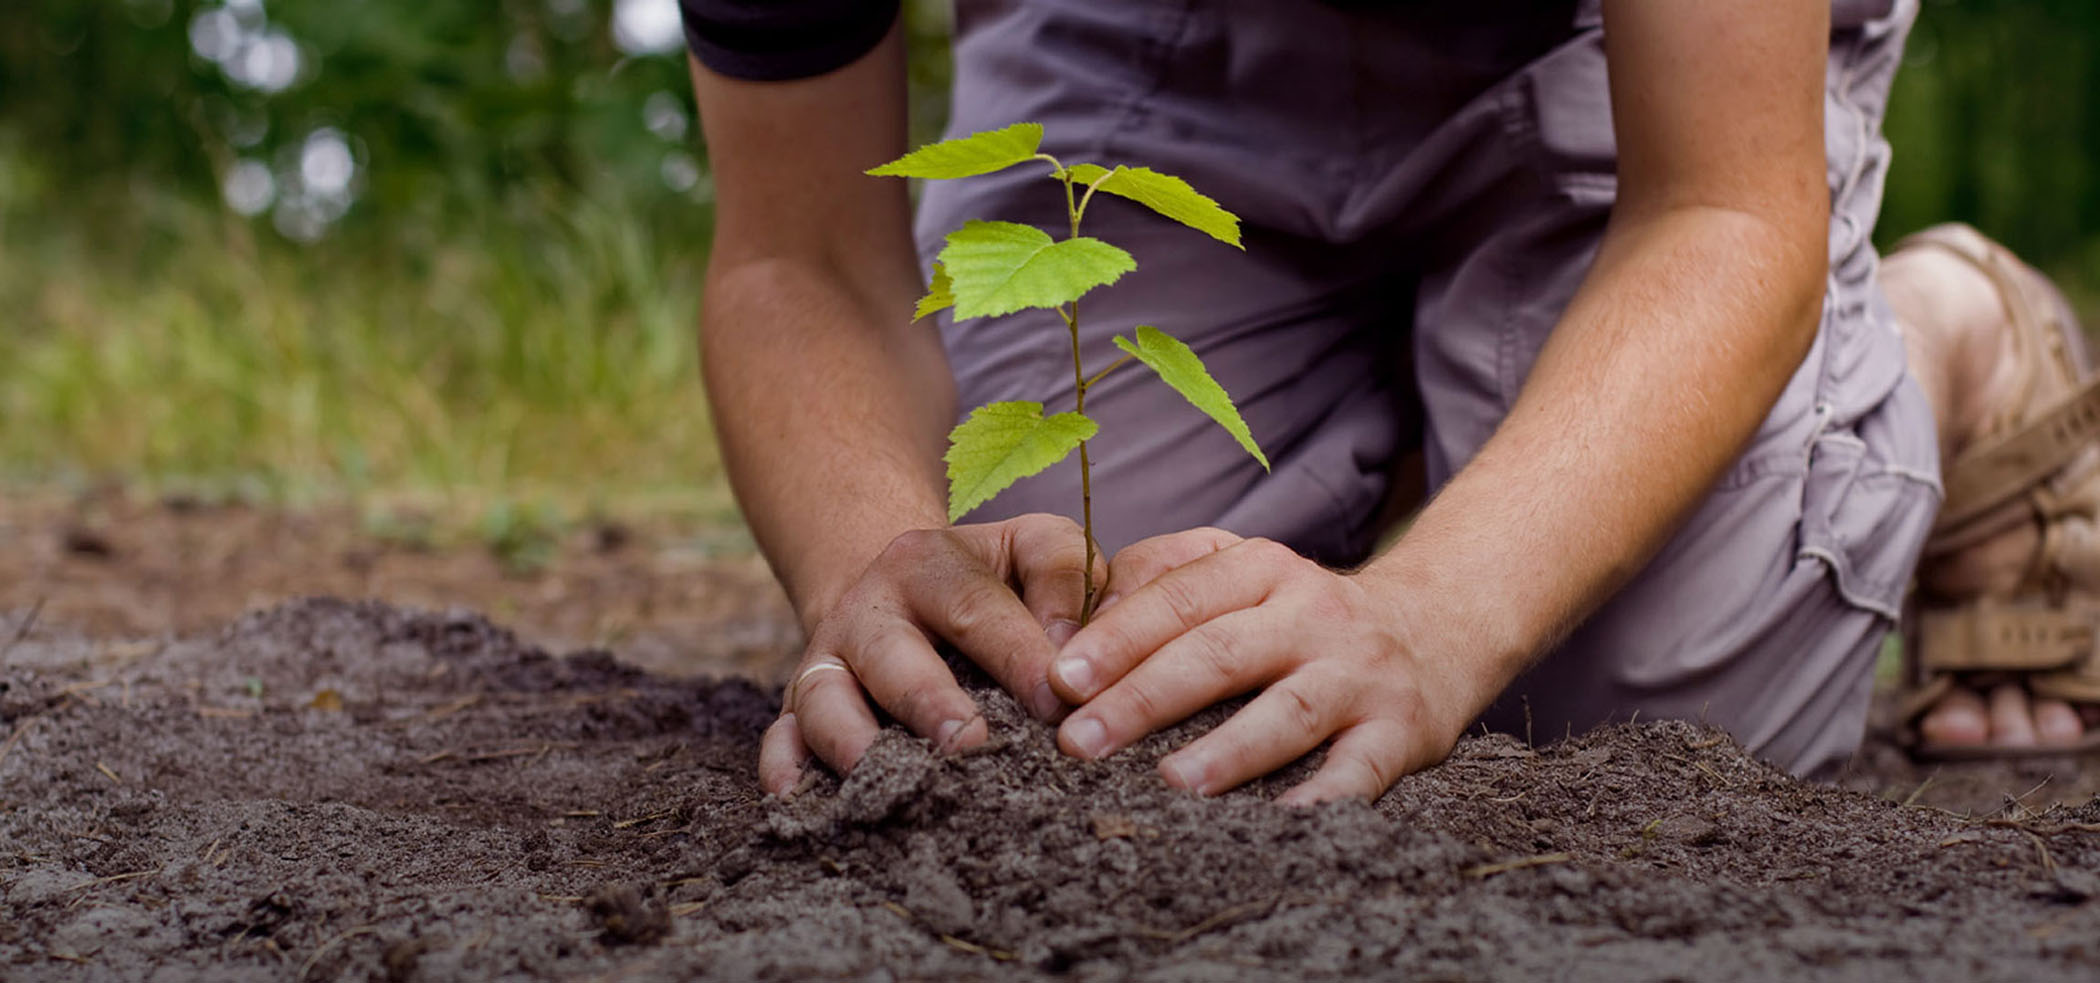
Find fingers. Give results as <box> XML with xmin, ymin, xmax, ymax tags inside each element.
<box><xmin>776</xmin><ymin>516</ymin><xmax>1123</xmax><ymax>792</ymax></box>
<box><xmin>892</xmin><ymin>528</ymin><xmax>1065</xmax><ymax>719</ymax></box>
<box><xmin>842</xmin><ymin>626</ymin><xmax>989</xmax><ymax>751</ymax></box>
<box><xmin>1058</xmin><ymin>609</ymin><xmax>1279</xmax><ymax>761</ymax></box>
<box><xmin>1051</xmin><ymin>537</ymin><xmax>1285</xmax><ymax>705</ymax></box>
<box><xmin>758</xmin><ymin>712</ymin><xmax>811</xmax><ymax>797</ymax></box>
<box><xmin>1276</xmin><ymin>718</ymin><xmax>1416</xmax><ymax>806</ymax></box>
<box><xmin>1004</xmin><ymin>514</ymin><xmax>1107</xmax><ymax>644</ymax></box>
<box><xmin>1157</xmin><ymin>671</ymin><xmax>1347</xmax><ymax>796</ymax></box>
<box><xmin>789</xmin><ymin>656</ymin><xmax>883</xmax><ymax>778</ymax></box>
<box><xmin>1100</xmin><ymin>527</ymin><xmax>1243</xmax><ymax>614</ymax></box>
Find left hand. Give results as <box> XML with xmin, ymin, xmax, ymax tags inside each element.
<box><xmin>1047</xmin><ymin>528</ymin><xmax>1494</xmax><ymax>805</ymax></box>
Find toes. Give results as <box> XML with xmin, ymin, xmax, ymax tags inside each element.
<box><xmin>1926</xmin><ymin>685</ymin><xmax>2098</xmax><ymax>750</ymax></box>
<box><xmin>1986</xmin><ymin>683</ymin><xmax>2040</xmax><ymax>747</ymax></box>
<box><xmin>2033</xmin><ymin>698</ymin><xmax>2087</xmax><ymax>747</ymax></box>
<box><xmin>1918</xmin><ymin>686</ymin><xmax>1990</xmax><ymax>747</ymax></box>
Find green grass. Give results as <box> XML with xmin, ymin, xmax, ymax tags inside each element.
<box><xmin>0</xmin><ymin>150</ymin><xmax>733</xmax><ymax>530</ymax></box>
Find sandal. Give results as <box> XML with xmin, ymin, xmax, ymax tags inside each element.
<box><xmin>1898</xmin><ymin>223</ymin><xmax>2100</xmax><ymax>758</ymax></box>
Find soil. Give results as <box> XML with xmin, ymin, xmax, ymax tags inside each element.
<box><xmin>0</xmin><ymin>492</ymin><xmax>800</xmax><ymax>681</ymax></box>
<box><xmin>5</xmin><ymin>598</ymin><xmax>2100</xmax><ymax>981</ymax></box>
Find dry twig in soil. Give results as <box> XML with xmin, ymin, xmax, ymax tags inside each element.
<box><xmin>0</xmin><ymin>717</ymin><xmax>40</xmax><ymax>771</ymax></box>
<box><xmin>1464</xmin><ymin>852</ymin><xmax>1574</xmax><ymax>879</ymax></box>
<box><xmin>298</xmin><ymin>926</ymin><xmax>378</xmax><ymax>981</ymax></box>
<box><xmin>1136</xmin><ymin>896</ymin><xmax>1282</xmax><ymax>944</ymax></box>
<box><xmin>0</xmin><ymin>598</ymin><xmax>44</xmax><ymax>660</ymax></box>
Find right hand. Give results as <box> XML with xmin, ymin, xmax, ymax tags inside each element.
<box><xmin>758</xmin><ymin>513</ymin><xmax>1105</xmax><ymax>796</ymax></box>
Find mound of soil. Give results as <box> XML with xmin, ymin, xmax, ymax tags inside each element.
<box><xmin>0</xmin><ymin>493</ymin><xmax>799</xmax><ymax>681</ymax></box>
<box><xmin>3</xmin><ymin>599</ymin><xmax>2098</xmax><ymax>981</ymax></box>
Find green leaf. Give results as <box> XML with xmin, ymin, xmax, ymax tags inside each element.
<box><xmin>1064</xmin><ymin>163</ymin><xmax>1111</xmax><ymax>185</ymax></box>
<box><xmin>1113</xmin><ymin>326</ymin><xmax>1268</xmax><ymax>469</ymax></box>
<box><xmin>866</xmin><ymin>123</ymin><xmax>1045</xmax><ymax>180</ymax></box>
<box><xmin>1086</xmin><ymin>166</ymin><xmax>1242</xmax><ymax>248</ymax></box>
<box><xmin>945</xmin><ymin>401</ymin><xmax>1098</xmax><ymax>521</ymax></box>
<box><xmin>914</xmin><ymin>262</ymin><xmax>953</xmax><ymax>321</ymax></box>
<box><xmin>938</xmin><ymin>220</ymin><xmax>1135</xmax><ymax>319</ymax></box>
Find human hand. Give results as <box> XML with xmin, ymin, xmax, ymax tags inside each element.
<box><xmin>758</xmin><ymin>513</ymin><xmax>1104</xmax><ymax>796</ymax></box>
<box><xmin>1047</xmin><ymin>528</ymin><xmax>1493</xmax><ymax>805</ymax></box>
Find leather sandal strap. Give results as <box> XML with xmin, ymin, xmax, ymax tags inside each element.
<box><xmin>2032</xmin><ymin>673</ymin><xmax>2100</xmax><ymax>705</ymax></box>
<box><xmin>1898</xmin><ymin>673</ymin><xmax>1957</xmax><ymax>729</ymax></box>
<box><xmin>2032</xmin><ymin>653</ymin><xmax>2100</xmax><ymax>704</ymax></box>
<box><xmin>1936</xmin><ymin>380</ymin><xmax>2100</xmax><ymax>533</ymax></box>
<box><xmin>1916</xmin><ymin>602</ymin><xmax>2092</xmax><ymax>673</ymax></box>
<box><xmin>1898</xmin><ymin>224</ymin><xmax>2099</xmax><ymax>536</ymax></box>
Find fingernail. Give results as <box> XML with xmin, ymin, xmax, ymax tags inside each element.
<box><xmin>1046</xmin><ymin>618</ymin><xmax>1079</xmax><ymax>649</ymax></box>
<box><xmin>935</xmin><ymin>718</ymin><xmax>969</xmax><ymax>752</ymax></box>
<box><xmin>1064</xmin><ymin>716</ymin><xmax>1110</xmax><ymax>759</ymax></box>
<box><xmin>1029</xmin><ymin>680</ymin><xmax>1062</xmax><ymax>720</ymax></box>
<box><xmin>1054</xmin><ymin>656</ymin><xmax>1095</xmax><ymax>697</ymax></box>
<box><xmin>1094</xmin><ymin>592</ymin><xmax>1122</xmax><ymax>615</ymax></box>
<box><xmin>1161</xmin><ymin>754</ymin><xmax>1209</xmax><ymax>794</ymax></box>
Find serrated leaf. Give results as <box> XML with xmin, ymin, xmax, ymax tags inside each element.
<box><xmin>1064</xmin><ymin>163</ymin><xmax>1111</xmax><ymax>185</ymax></box>
<box><xmin>1114</xmin><ymin>326</ymin><xmax>1267</xmax><ymax>469</ymax></box>
<box><xmin>1087</xmin><ymin>166</ymin><xmax>1242</xmax><ymax>248</ymax></box>
<box><xmin>938</xmin><ymin>220</ymin><xmax>1135</xmax><ymax>318</ymax></box>
<box><xmin>945</xmin><ymin>402</ymin><xmax>1098</xmax><ymax>521</ymax></box>
<box><xmin>866</xmin><ymin>123</ymin><xmax>1045</xmax><ymax>180</ymax></box>
<box><xmin>914</xmin><ymin>262</ymin><xmax>953</xmax><ymax>320</ymax></box>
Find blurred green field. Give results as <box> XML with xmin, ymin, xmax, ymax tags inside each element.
<box><xmin>0</xmin><ymin>0</ymin><xmax>2093</xmax><ymax>531</ymax></box>
<box><xmin>0</xmin><ymin>146</ymin><xmax>722</xmax><ymax>521</ymax></box>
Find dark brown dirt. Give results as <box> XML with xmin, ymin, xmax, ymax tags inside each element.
<box><xmin>4</xmin><ymin>599</ymin><xmax>2099</xmax><ymax>981</ymax></box>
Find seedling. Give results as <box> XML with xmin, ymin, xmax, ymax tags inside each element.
<box><xmin>868</xmin><ymin>123</ymin><xmax>1268</xmax><ymax>624</ymax></box>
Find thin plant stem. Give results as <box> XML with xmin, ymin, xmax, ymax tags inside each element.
<box><xmin>1056</xmin><ymin>168</ymin><xmax>1100</xmax><ymax>624</ymax></box>
<box><xmin>1083</xmin><ymin>353</ymin><xmax>1134</xmax><ymax>391</ymax></box>
<box><xmin>1068</xmin><ymin>303</ymin><xmax>1098</xmax><ymax>625</ymax></box>
<box><xmin>1075</xmin><ymin>177</ymin><xmax>1106</xmax><ymax>226</ymax></box>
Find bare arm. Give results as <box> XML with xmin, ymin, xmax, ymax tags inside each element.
<box><xmin>1047</xmin><ymin>0</ymin><xmax>1833</xmax><ymax>802</ymax></box>
<box><xmin>691</xmin><ymin>28</ymin><xmax>1097</xmax><ymax>795</ymax></box>
<box><xmin>1362</xmin><ymin>0</ymin><xmax>1833</xmax><ymax>685</ymax></box>
<box><xmin>690</xmin><ymin>27</ymin><xmax>950</xmax><ymax>630</ymax></box>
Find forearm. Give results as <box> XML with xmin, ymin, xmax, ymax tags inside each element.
<box><xmin>703</xmin><ymin>259</ymin><xmax>955</xmax><ymax>632</ymax></box>
<box><xmin>687</xmin><ymin>27</ymin><xmax>956</xmax><ymax>633</ymax></box>
<box><xmin>1360</xmin><ymin>205</ymin><xmax>1825</xmax><ymax>702</ymax></box>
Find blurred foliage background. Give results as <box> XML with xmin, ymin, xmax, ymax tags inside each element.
<box><xmin>0</xmin><ymin>0</ymin><xmax>2091</xmax><ymax>524</ymax></box>
<box><xmin>1883</xmin><ymin>0</ymin><xmax>2100</xmax><ymax>314</ymax></box>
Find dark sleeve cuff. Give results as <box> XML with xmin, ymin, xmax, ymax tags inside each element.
<box><xmin>680</xmin><ymin>0</ymin><xmax>902</xmax><ymax>81</ymax></box>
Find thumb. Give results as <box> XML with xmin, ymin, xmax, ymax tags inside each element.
<box><xmin>1001</xmin><ymin>514</ymin><xmax>1108</xmax><ymax>643</ymax></box>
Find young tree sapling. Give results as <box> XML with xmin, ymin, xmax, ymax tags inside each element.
<box><xmin>868</xmin><ymin>123</ymin><xmax>1268</xmax><ymax>624</ymax></box>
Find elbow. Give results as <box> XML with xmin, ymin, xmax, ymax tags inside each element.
<box><xmin>1695</xmin><ymin>197</ymin><xmax>1829</xmax><ymax>361</ymax></box>
<box><xmin>1744</xmin><ymin>202</ymin><xmax>1827</xmax><ymax>380</ymax></box>
<box><xmin>1774</xmin><ymin>194</ymin><xmax>1829</xmax><ymax>359</ymax></box>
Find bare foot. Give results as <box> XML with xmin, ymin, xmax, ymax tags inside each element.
<box><xmin>1917</xmin><ymin>682</ymin><xmax>2089</xmax><ymax>749</ymax></box>
<box><xmin>1886</xmin><ymin>232</ymin><xmax>2097</xmax><ymax>752</ymax></box>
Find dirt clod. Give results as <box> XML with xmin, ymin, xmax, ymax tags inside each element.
<box><xmin>1</xmin><ymin>598</ymin><xmax>2097</xmax><ymax>980</ymax></box>
<box><xmin>585</xmin><ymin>883</ymin><xmax>670</xmax><ymax>946</ymax></box>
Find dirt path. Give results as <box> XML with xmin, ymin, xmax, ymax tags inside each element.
<box><xmin>3</xmin><ymin>599</ymin><xmax>2098</xmax><ymax>981</ymax></box>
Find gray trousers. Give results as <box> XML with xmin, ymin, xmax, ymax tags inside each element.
<box><xmin>918</xmin><ymin>0</ymin><xmax>1939</xmax><ymax>777</ymax></box>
